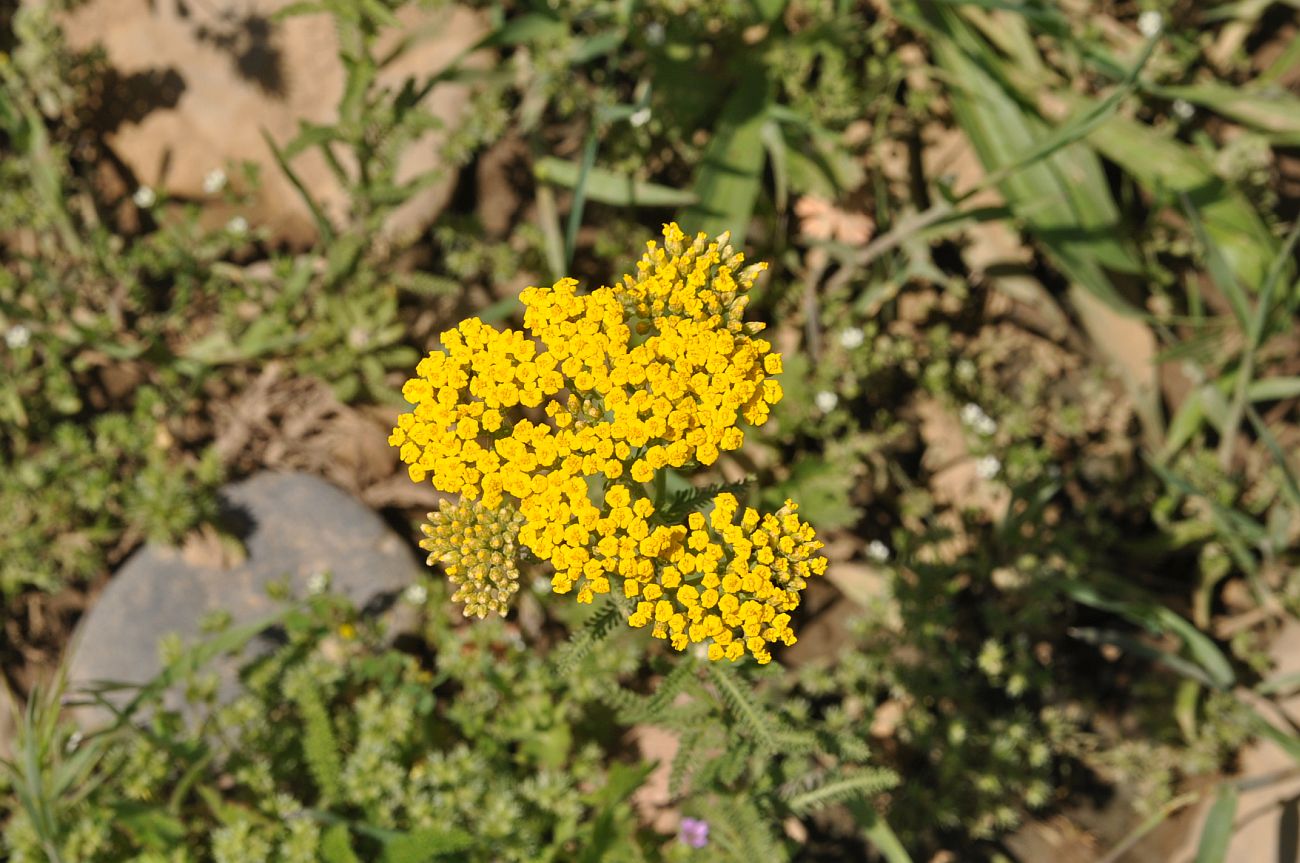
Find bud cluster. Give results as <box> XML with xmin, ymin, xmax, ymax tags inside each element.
<box><xmin>419</xmin><ymin>498</ymin><xmax>526</xmax><ymax>619</ymax></box>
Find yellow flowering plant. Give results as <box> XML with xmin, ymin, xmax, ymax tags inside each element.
<box><xmin>391</xmin><ymin>224</ymin><xmax>827</xmax><ymax>664</ymax></box>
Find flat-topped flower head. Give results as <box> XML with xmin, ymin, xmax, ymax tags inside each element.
<box><xmin>393</xmin><ymin>224</ymin><xmax>825</xmax><ymax>661</ymax></box>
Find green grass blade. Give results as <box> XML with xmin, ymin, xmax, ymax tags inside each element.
<box><xmin>1194</xmin><ymin>784</ymin><xmax>1238</xmax><ymax>863</ymax></box>
<box><xmin>1097</xmin><ymin>791</ymin><xmax>1200</xmax><ymax>863</ymax></box>
<box><xmin>1217</xmin><ymin>218</ymin><xmax>1300</xmax><ymax>466</ymax></box>
<box><xmin>533</xmin><ymin>157</ymin><xmax>696</xmax><ymax>208</ymax></box>
<box><xmin>1248</xmin><ymin>377</ymin><xmax>1300</xmax><ymax>402</ymax></box>
<box><xmin>849</xmin><ymin>800</ymin><xmax>914</xmax><ymax>863</ymax></box>
<box><xmin>262</xmin><ymin>128</ymin><xmax>335</xmax><ymax>245</ymax></box>
<box><xmin>1181</xmin><ymin>195</ymin><xmax>1252</xmax><ymax>328</ymax></box>
<box><xmin>1257</xmin><ymin>29</ymin><xmax>1300</xmax><ymax>86</ymax></box>
<box><xmin>563</xmin><ymin>127</ymin><xmax>600</xmax><ymax>270</ymax></box>
<box><xmin>1060</xmin><ymin>579</ymin><xmax>1235</xmax><ymax>689</ymax></box>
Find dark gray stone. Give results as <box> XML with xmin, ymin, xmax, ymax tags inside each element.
<box><xmin>67</xmin><ymin>472</ymin><xmax>421</xmax><ymax>718</ymax></box>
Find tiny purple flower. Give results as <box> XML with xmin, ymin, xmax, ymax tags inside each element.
<box><xmin>679</xmin><ymin>817</ymin><xmax>710</xmax><ymax>849</ymax></box>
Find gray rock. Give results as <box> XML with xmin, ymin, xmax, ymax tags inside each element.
<box><xmin>67</xmin><ymin>472</ymin><xmax>422</xmax><ymax>718</ymax></box>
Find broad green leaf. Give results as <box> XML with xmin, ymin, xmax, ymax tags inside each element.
<box><xmin>321</xmin><ymin>824</ymin><xmax>363</xmax><ymax>863</ymax></box>
<box><xmin>1079</xmin><ymin>111</ymin><xmax>1277</xmax><ymax>292</ymax></box>
<box><xmin>763</xmin><ymin>453</ymin><xmax>863</xmax><ymax>531</ymax></box>
<box><xmin>1247</xmin><ymin>705</ymin><xmax>1300</xmax><ymax>764</ymax></box>
<box><xmin>1151</xmin><ymin>82</ymin><xmax>1300</xmax><ymax>144</ymax></box>
<box><xmin>750</xmin><ymin>0</ymin><xmax>788</xmax><ymax>22</ymax></box>
<box><xmin>569</xmin><ymin>29</ymin><xmax>625</xmax><ymax>64</ymax></box>
<box><xmin>482</xmin><ymin>13</ymin><xmax>565</xmax><ymax>47</ymax></box>
<box><xmin>1161</xmin><ymin>388</ymin><xmax>1206</xmax><ymax>461</ymax></box>
<box><xmin>109</xmin><ymin>802</ymin><xmax>187</xmax><ymax>850</ymax></box>
<box><xmin>533</xmin><ymin>157</ymin><xmax>702</xmax><ymax>202</ymax></box>
<box><xmin>680</xmin><ymin>63</ymin><xmax>771</xmax><ymax>246</ymax></box>
<box><xmin>591</xmin><ymin>761</ymin><xmax>655</xmax><ymax>808</ymax></box>
<box><xmin>922</xmin><ymin>7</ymin><xmax>1143</xmax><ymax>313</ymax></box>
<box><xmin>377</xmin><ymin>828</ymin><xmax>475</xmax><ymax>862</ymax></box>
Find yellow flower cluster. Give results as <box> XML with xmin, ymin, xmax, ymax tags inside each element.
<box><xmin>391</xmin><ymin>224</ymin><xmax>826</xmax><ymax>663</ymax></box>
<box><xmin>625</xmin><ymin>495</ymin><xmax>826</xmax><ymax>665</ymax></box>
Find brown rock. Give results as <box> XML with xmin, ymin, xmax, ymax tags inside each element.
<box><xmin>1003</xmin><ymin>816</ymin><xmax>1099</xmax><ymax>863</ymax></box>
<box><xmin>630</xmin><ymin>723</ymin><xmax>681</xmax><ymax>833</ymax></box>
<box><xmin>915</xmin><ymin>396</ymin><xmax>1009</xmax><ymax>520</ymax></box>
<box><xmin>52</xmin><ymin>0</ymin><xmax>486</xmax><ymax>244</ymax></box>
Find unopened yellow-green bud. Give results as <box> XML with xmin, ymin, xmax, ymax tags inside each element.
<box><xmin>419</xmin><ymin>498</ymin><xmax>526</xmax><ymax>619</ymax></box>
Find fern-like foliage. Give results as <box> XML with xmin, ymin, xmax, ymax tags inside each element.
<box><xmin>601</xmin><ymin>658</ymin><xmax>700</xmax><ymax>724</ymax></box>
<box><xmin>287</xmin><ymin>673</ymin><xmax>343</xmax><ymax>804</ymax></box>
<box><xmin>670</xmin><ymin>727</ymin><xmax>709</xmax><ymax>797</ymax></box>
<box><xmin>707</xmin><ymin>662</ymin><xmax>785</xmax><ymax>754</ymax></box>
<box><xmin>554</xmin><ymin>596</ymin><xmax>625</xmax><ymax>675</ymax></box>
<box><xmin>813</xmin><ymin>728</ymin><xmax>873</xmax><ymax>763</ymax></box>
<box><xmin>696</xmin><ymin>795</ymin><xmax>789</xmax><ymax>863</ymax></box>
<box><xmin>781</xmin><ymin>767</ymin><xmax>900</xmax><ymax>815</ymax></box>
<box><xmin>655</xmin><ymin>478</ymin><xmax>754</xmax><ymax>524</ymax></box>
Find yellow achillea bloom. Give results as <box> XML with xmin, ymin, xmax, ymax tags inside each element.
<box><xmin>390</xmin><ymin>224</ymin><xmax>827</xmax><ymax>663</ymax></box>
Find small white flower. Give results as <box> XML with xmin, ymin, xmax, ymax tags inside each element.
<box><xmin>645</xmin><ymin>21</ymin><xmax>665</xmax><ymax>46</ymax></box>
<box><xmin>5</xmin><ymin>324</ymin><xmax>31</xmax><ymax>349</ymax></box>
<box><xmin>133</xmin><ymin>185</ymin><xmax>156</xmax><ymax>208</ymax></box>
<box><xmin>1172</xmin><ymin>99</ymin><xmax>1195</xmax><ymax>121</ymax></box>
<box><xmin>1137</xmin><ymin>10</ymin><xmax>1163</xmax><ymax>38</ymax></box>
<box><xmin>866</xmin><ymin>540</ymin><xmax>890</xmax><ymax>563</ymax></box>
<box><xmin>629</xmin><ymin>106</ymin><xmax>652</xmax><ymax>128</ymax></box>
<box><xmin>814</xmin><ymin>390</ymin><xmax>839</xmax><ymax>413</ymax></box>
<box><xmin>65</xmin><ymin>730</ymin><xmax>83</xmax><ymax>753</ymax></box>
<box><xmin>306</xmin><ymin>571</ymin><xmax>329</xmax><ymax>595</ymax></box>
<box><xmin>227</xmin><ymin>215</ymin><xmax>249</xmax><ymax>235</ymax></box>
<box><xmin>203</xmin><ymin>168</ymin><xmax>227</xmax><ymax>195</ymax></box>
<box><xmin>403</xmin><ymin>582</ymin><xmax>428</xmax><ymax>605</ymax></box>
<box><xmin>839</xmin><ymin>327</ymin><xmax>865</xmax><ymax>349</ymax></box>
<box><xmin>975</xmin><ymin>455</ymin><xmax>1001</xmax><ymax>480</ymax></box>
<box><xmin>960</xmin><ymin>403</ymin><xmax>997</xmax><ymax>437</ymax></box>
<box><xmin>955</xmin><ymin>358</ymin><xmax>977</xmax><ymax>384</ymax></box>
